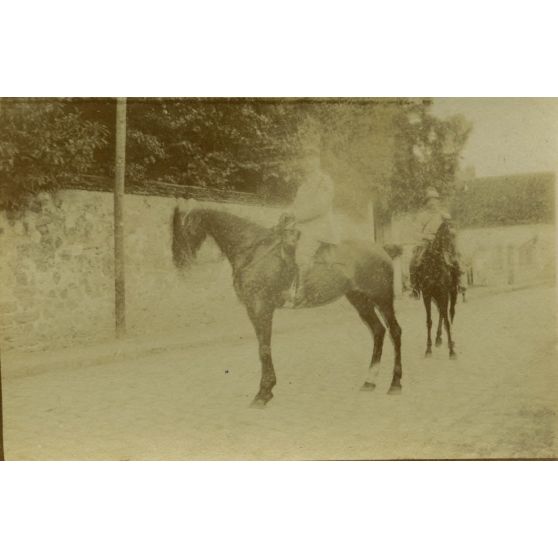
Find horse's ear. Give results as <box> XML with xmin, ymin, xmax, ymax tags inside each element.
<box><xmin>176</xmin><ymin>197</ymin><xmax>192</xmax><ymax>213</ymax></box>
<box><xmin>184</xmin><ymin>197</ymin><xmax>199</xmax><ymax>213</ymax></box>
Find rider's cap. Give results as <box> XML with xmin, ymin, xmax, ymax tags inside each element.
<box><xmin>425</xmin><ymin>187</ymin><xmax>440</xmax><ymax>200</ymax></box>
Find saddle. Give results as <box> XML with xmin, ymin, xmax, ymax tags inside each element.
<box><xmin>313</xmin><ymin>242</ymin><xmax>336</xmax><ymax>265</ymax></box>
<box><xmin>233</xmin><ymin>218</ymin><xmax>297</xmax><ymax>282</ymax></box>
<box><xmin>275</xmin><ymin>213</ymin><xmax>338</xmax><ymax>265</ymax></box>
<box><xmin>276</xmin><ymin>214</ymin><xmax>352</xmax><ymax>308</ymax></box>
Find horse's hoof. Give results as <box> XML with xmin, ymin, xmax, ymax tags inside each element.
<box><xmin>425</xmin><ymin>351</ymin><xmax>432</xmax><ymax>358</ymax></box>
<box><xmin>435</xmin><ymin>339</ymin><xmax>442</xmax><ymax>347</ymax></box>
<box><xmin>388</xmin><ymin>385</ymin><xmax>402</xmax><ymax>395</ymax></box>
<box><xmin>449</xmin><ymin>352</ymin><xmax>458</xmax><ymax>360</ymax></box>
<box><xmin>360</xmin><ymin>382</ymin><xmax>376</xmax><ymax>392</ymax></box>
<box><xmin>250</xmin><ymin>398</ymin><xmax>268</xmax><ymax>409</ymax></box>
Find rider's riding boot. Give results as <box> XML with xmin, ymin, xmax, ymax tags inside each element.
<box><xmin>458</xmin><ymin>272</ymin><xmax>467</xmax><ymax>294</ymax></box>
<box><xmin>452</xmin><ymin>262</ymin><xmax>467</xmax><ymax>294</ymax></box>
<box><xmin>282</xmin><ymin>266</ymin><xmax>310</xmax><ymax>308</ymax></box>
<box><xmin>408</xmin><ymin>248</ymin><xmax>424</xmax><ymax>300</ymax></box>
<box><xmin>408</xmin><ymin>267</ymin><xmax>420</xmax><ymax>299</ymax></box>
<box><xmin>282</xmin><ymin>283</ymin><xmax>298</xmax><ymax>308</ymax></box>
<box><xmin>282</xmin><ymin>235</ymin><xmax>317</xmax><ymax>308</ymax></box>
<box><xmin>282</xmin><ymin>266</ymin><xmax>303</xmax><ymax>308</ymax></box>
<box><xmin>293</xmin><ymin>286</ymin><xmax>306</xmax><ymax>307</ymax></box>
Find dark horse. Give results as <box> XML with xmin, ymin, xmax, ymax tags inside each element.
<box><xmin>172</xmin><ymin>205</ymin><xmax>403</xmax><ymax>407</ymax></box>
<box><xmin>416</xmin><ymin>220</ymin><xmax>458</xmax><ymax>359</ymax></box>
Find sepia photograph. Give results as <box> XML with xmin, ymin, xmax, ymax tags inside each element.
<box><xmin>0</xmin><ymin>97</ymin><xmax>556</xmax><ymax>461</ymax></box>
<box><xmin>3</xmin><ymin>3</ymin><xmax>558</xmax><ymax>557</ymax></box>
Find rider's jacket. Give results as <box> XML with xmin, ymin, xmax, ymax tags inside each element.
<box><xmin>292</xmin><ymin>169</ymin><xmax>339</xmax><ymax>245</ymax></box>
<box><xmin>418</xmin><ymin>207</ymin><xmax>452</xmax><ymax>243</ymax></box>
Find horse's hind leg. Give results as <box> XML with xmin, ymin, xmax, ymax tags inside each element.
<box><xmin>423</xmin><ymin>294</ymin><xmax>433</xmax><ymax>357</ymax></box>
<box><xmin>376</xmin><ymin>299</ymin><xmax>403</xmax><ymax>394</ymax></box>
<box><xmin>346</xmin><ymin>291</ymin><xmax>386</xmax><ymax>392</ymax></box>
<box><xmin>439</xmin><ymin>295</ymin><xmax>457</xmax><ymax>359</ymax></box>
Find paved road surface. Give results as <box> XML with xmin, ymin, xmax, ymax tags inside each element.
<box><xmin>3</xmin><ymin>285</ymin><xmax>556</xmax><ymax>459</ymax></box>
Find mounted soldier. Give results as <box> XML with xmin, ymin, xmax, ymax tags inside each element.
<box><xmin>409</xmin><ymin>187</ymin><xmax>466</xmax><ymax>299</ymax></box>
<box><xmin>282</xmin><ymin>145</ymin><xmax>340</xmax><ymax>307</ymax></box>
<box><xmin>172</xmin><ymin>141</ymin><xmax>405</xmax><ymax>404</ymax></box>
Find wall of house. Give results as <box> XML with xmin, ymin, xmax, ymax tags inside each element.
<box><xmin>0</xmin><ymin>188</ymin><xmax>373</xmax><ymax>351</ymax></box>
<box><xmin>458</xmin><ymin>223</ymin><xmax>556</xmax><ymax>286</ymax></box>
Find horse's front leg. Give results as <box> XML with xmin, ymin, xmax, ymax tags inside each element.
<box><xmin>246</xmin><ymin>301</ymin><xmax>276</xmax><ymax>408</ymax></box>
<box><xmin>435</xmin><ymin>310</ymin><xmax>443</xmax><ymax>347</ymax></box>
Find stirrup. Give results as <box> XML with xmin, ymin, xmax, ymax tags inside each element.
<box><xmin>282</xmin><ymin>284</ymin><xmax>297</xmax><ymax>308</ymax></box>
<box><xmin>282</xmin><ymin>290</ymin><xmax>306</xmax><ymax>309</ymax></box>
<box><xmin>409</xmin><ymin>288</ymin><xmax>420</xmax><ymax>300</ymax></box>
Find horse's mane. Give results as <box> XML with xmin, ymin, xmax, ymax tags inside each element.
<box><xmin>430</xmin><ymin>220</ymin><xmax>454</xmax><ymax>252</ymax></box>
<box><xmin>204</xmin><ymin>209</ymin><xmax>268</xmax><ymax>234</ymax></box>
<box><xmin>201</xmin><ymin>209</ymin><xmax>273</xmax><ymax>248</ymax></box>
<box><xmin>419</xmin><ymin>220</ymin><xmax>456</xmax><ymax>283</ymax></box>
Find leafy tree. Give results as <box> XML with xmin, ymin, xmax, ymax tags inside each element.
<box><xmin>74</xmin><ymin>98</ymin><xmax>307</xmax><ymax>201</ymax></box>
<box><xmin>0</xmin><ymin>98</ymin><xmax>306</xmax><ymax>207</ymax></box>
<box><xmin>306</xmin><ymin>100</ymin><xmax>400</xmax><ymax>219</ymax></box>
<box><xmin>125</xmin><ymin>99</ymin><xmax>305</xmax><ymax>199</ymax></box>
<box><xmin>0</xmin><ymin>99</ymin><xmax>109</xmax><ymax>208</ymax></box>
<box><xmin>390</xmin><ymin>101</ymin><xmax>472</xmax><ymax>213</ymax></box>
<box><xmin>0</xmin><ymin>98</ymin><xmax>471</xmax><ymax>217</ymax></box>
<box><xmin>304</xmin><ymin>99</ymin><xmax>471</xmax><ymax>220</ymax></box>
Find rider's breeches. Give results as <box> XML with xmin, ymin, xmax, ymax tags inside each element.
<box><xmin>409</xmin><ymin>246</ymin><xmax>423</xmax><ymax>289</ymax></box>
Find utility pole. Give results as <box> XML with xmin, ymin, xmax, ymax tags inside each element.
<box><xmin>0</xmin><ymin>98</ymin><xmax>3</xmax><ymax>460</ymax></box>
<box><xmin>0</xmin><ymin>347</ymin><xmax>4</xmax><ymax>461</ymax></box>
<box><xmin>114</xmin><ymin>98</ymin><xmax>127</xmax><ymax>337</ymax></box>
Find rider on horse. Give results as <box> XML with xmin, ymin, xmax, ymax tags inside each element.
<box><xmin>409</xmin><ymin>187</ymin><xmax>466</xmax><ymax>299</ymax></box>
<box><xmin>283</xmin><ymin>145</ymin><xmax>340</xmax><ymax>307</ymax></box>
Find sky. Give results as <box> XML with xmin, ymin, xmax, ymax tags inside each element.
<box><xmin>431</xmin><ymin>98</ymin><xmax>557</xmax><ymax>178</ymax></box>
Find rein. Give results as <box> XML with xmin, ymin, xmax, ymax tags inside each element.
<box><xmin>233</xmin><ymin>237</ymin><xmax>284</xmax><ymax>280</ymax></box>
<box><xmin>423</xmin><ymin>222</ymin><xmax>455</xmax><ymax>273</ymax></box>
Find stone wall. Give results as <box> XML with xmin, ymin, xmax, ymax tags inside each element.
<box><xmin>1</xmin><ymin>188</ymin><xmax>373</xmax><ymax>351</ymax></box>
<box><xmin>1</xmin><ymin>191</ymin><xmax>115</xmax><ymax>351</ymax></box>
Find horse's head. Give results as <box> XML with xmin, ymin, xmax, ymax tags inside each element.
<box><xmin>172</xmin><ymin>202</ymin><xmax>207</xmax><ymax>269</ymax></box>
<box><xmin>431</xmin><ymin>219</ymin><xmax>456</xmax><ymax>256</ymax></box>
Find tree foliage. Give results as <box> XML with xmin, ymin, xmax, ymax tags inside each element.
<box><xmin>305</xmin><ymin>100</ymin><xmax>399</xmax><ymax>218</ymax></box>
<box><xmin>1</xmin><ymin>98</ymin><xmax>471</xmax><ymax>215</ymax></box>
<box><xmin>390</xmin><ymin>101</ymin><xmax>472</xmax><ymax>213</ymax></box>
<box><xmin>0</xmin><ymin>99</ymin><xmax>109</xmax><ymax>208</ymax></box>
<box><xmin>291</xmin><ymin>99</ymin><xmax>471</xmax><ymax>219</ymax></box>
<box><xmin>124</xmin><ymin>99</ymin><xmax>304</xmax><ymax>198</ymax></box>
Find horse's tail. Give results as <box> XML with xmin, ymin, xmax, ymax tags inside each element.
<box><xmin>450</xmin><ymin>286</ymin><xmax>457</xmax><ymax>323</ymax></box>
<box><xmin>383</xmin><ymin>243</ymin><xmax>403</xmax><ymax>259</ymax></box>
